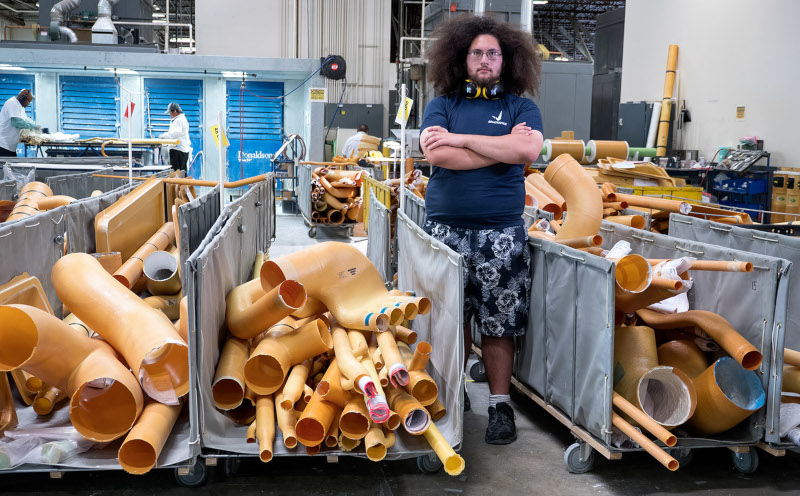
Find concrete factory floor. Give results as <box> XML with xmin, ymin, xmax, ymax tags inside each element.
<box><xmin>4</xmin><ymin>206</ymin><xmax>800</xmax><ymax>495</ymax></box>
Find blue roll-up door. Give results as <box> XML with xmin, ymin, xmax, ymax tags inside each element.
<box><xmin>144</xmin><ymin>78</ymin><xmax>203</xmax><ymax>178</ymax></box>
<box><xmin>0</xmin><ymin>73</ymin><xmax>36</xmax><ymax>156</ymax></box>
<box><xmin>59</xmin><ymin>76</ymin><xmax>119</xmax><ymax>138</ymax></box>
<box><xmin>226</xmin><ymin>81</ymin><xmax>284</xmax><ymax>181</ymax></box>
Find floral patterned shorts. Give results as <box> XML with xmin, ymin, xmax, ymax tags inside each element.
<box><xmin>424</xmin><ymin>220</ymin><xmax>531</xmax><ymax>337</ymax></box>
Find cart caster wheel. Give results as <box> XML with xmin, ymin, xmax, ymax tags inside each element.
<box><xmin>417</xmin><ymin>454</ymin><xmax>443</xmax><ymax>474</ymax></box>
<box><xmin>564</xmin><ymin>442</ymin><xmax>595</xmax><ymax>474</ymax></box>
<box><xmin>668</xmin><ymin>447</ymin><xmax>693</xmax><ymax>469</ymax></box>
<box><xmin>175</xmin><ymin>460</ymin><xmax>208</xmax><ymax>487</ymax></box>
<box><xmin>308</xmin><ymin>228</ymin><xmax>317</xmax><ymax>238</ymax></box>
<box><xmin>469</xmin><ymin>360</ymin><xmax>487</xmax><ymax>382</ymax></box>
<box><xmin>732</xmin><ymin>447</ymin><xmax>759</xmax><ymax>474</ymax></box>
<box><xmin>223</xmin><ymin>457</ymin><xmax>241</xmax><ymax>477</ymax></box>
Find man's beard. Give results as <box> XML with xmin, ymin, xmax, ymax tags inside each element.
<box><xmin>470</xmin><ymin>71</ymin><xmax>495</xmax><ymax>87</ymax></box>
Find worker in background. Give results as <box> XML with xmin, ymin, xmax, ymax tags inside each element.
<box><xmin>0</xmin><ymin>89</ymin><xmax>37</xmax><ymax>157</ymax></box>
<box><xmin>341</xmin><ymin>123</ymin><xmax>368</xmax><ymax>159</ymax></box>
<box><xmin>159</xmin><ymin>102</ymin><xmax>192</xmax><ymax>173</ymax></box>
<box><xmin>420</xmin><ymin>15</ymin><xmax>543</xmax><ymax>445</ymax></box>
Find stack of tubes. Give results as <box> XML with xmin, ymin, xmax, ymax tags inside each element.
<box><xmin>216</xmin><ymin>242</ymin><xmax>464</xmax><ymax>475</ymax></box>
<box><xmin>3</xmin><ymin>181</ymin><xmax>77</xmax><ymax>223</ymax></box>
<box><xmin>383</xmin><ymin>166</ymin><xmax>428</xmax><ymax>245</ymax></box>
<box><xmin>0</xmin><ymin>179</ymin><xmax>194</xmax><ymax>474</ymax></box>
<box><xmin>310</xmin><ymin>168</ymin><xmax>364</xmax><ymax>225</ymax></box>
<box><xmin>528</xmin><ymin>154</ymin><xmax>766</xmax><ymax>470</ymax></box>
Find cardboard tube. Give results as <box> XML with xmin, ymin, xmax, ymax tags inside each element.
<box><xmin>262</xmin><ymin>243</ymin><xmax>409</xmax><ymax>332</ymax></box>
<box><xmin>256</xmin><ymin>395</ymin><xmax>276</xmax><ymax>462</ymax></box>
<box><xmin>646</xmin><ymin>259</ymin><xmax>753</xmax><ymax>273</ymax></box>
<box><xmin>295</xmin><ymin>392</ymin><xmax>338</xmax><ymax>447</ymax></box>
<box><xmin>615</xmin><ymin>271</ymin><xmax>690</xmax><ymax>314</ymax></box>
<box><xmin>397</xmin><ymin>342</ymin><xmax>438</xmax><ymax>406</ymax></box>
<box><xmin>112</xmin><ymin>223</ymin><xmax>176</xmax><ymax>289</ymax></box>
<box><xmin>587</xmin><ymin>140</ymin><xmax>629</xmax><ymax>163</ymax></box>
<box><xmin>525</xmin><ymin>182</ymin><xmax>563</xmax><ymax>220</ymax></box>
<box><xmin>426</xmin><ymin>397</ymin><xmax>447</xmax><ymax>422</ymax></box>
<box><xmin>325</xmin><ymin>412</ymin><xmax>341</xmax><ymax>447</ymax></box>
<box><xmin>275</xmin><ymin>395</ymin><xmax>298</xmax><ymax>448</ymax></box>
<box><xmin>212</xmin><ymin>337</ymin><xmax>249</xmax><ymax>410</ymax></box>
<box><xmin>423</xmin><ymin>423</ymin><xmax>465</xmax><ymax>476</ymax></box>
<box><xmin>608</xmin><ymin>193</ymin><xmax>691</xmax><ymax>215</ymax></box>
<box><xmin>33</xmin><ymin>385</ymin><xmax>66</xmax><ymax>415</ymax></box>
<box><xmin>612</xmin><ymin>392</ymin><xmax>676</xmax><ymax>446</ymax></box>
<box><xmin>0</xmin><ymin>305</ymin><xmax>143</xmax><ymax>441</ymax></box>
<box><xmin>785</xmin><ymin>349</ymin><xmax>800</xmax><ymax>368</ymax></box>
<box><xmin>144</xmin><ymin>250</ymin><xmax>181</xmax><ymax>296</ymax></box>
<box><xmin>603</xmin><ymin>201</ymin><xmax>628</xmax><ymax>210</ymax></box>
<box><xmin>386</xmin><ymin>385</ymin><xmax>431</xmax><ymax>435</ymax></box>
<box><xmin>376</xmin><ymin>332</ymin><xmax>409</xmax><ymax>387</ymax></box>
<box><xmin>277</xmin><ymin>359</ymin><xmax>311</xmax><ymax>411</ymax></box>
<box><xmin>650</xmin><ymin>276</ymin><xmax>683</xmax><ymax>291</ymax></box>
<box><xmin>636</xmin><ymin>309</ymin><xmax>762</xmax><ymax>371</ymax></box>
<box><xmin>52</xmin><ymin>253</ymin><xmax>189</xmax><ymax>404</ymax></box>
<box><xmin>544</xmin><ymin>154</ymin><xmax>603</xmax><ymax>241</ymax></box>
<box><xmin>244</xmin><ymin>318</ymin><xmax>332</xmax><ymax>395</ymax></box>
<box><xmin>614</xmin><ymin>325</ymin><xmax>696</xmax><ymax>428</ymax></box>
<box><xmin>390</xmin><ymin>325</ymin><xmax>418</xmax><ymax>344</ymax></box>
<box><xmin>604</xmin><ymin>215</ymin><xmax>646</xmax><ymax>230</ymax></box>
<box><xmin>339</xmin><ymin>395</ymin><xmax>370</xmax><ymax>440</ymax></box>
<box><xmin>542</xmin><ymin>139</ymin><xmax>586</xmax><ymax>163</ymax></box>
<box><xmin>331</xmin><ymin>325</ymin><xmax>370</xmax><ymax>393</ymax></box>
<box><xmin>558</xmin><ymin>235</ymin><xmax>603</xmax><ymax>249</ymax></box>
<box><xmin>614</xmin><ymin>255</ymin><xmax>653</xmax><ymax>294</ymax></box>
<box><xmin>6</xmin><ymin>181</ymin><xmax>51</xmax><ymax>222</ymax></box>
<box><xmin>226</xmin><ymin>279</ymin><xmax>308</xmax><ymax>339</ymax></box>
<box><xmin>612</xmin><ymin>413</ymin><xmax>678</xmax><ymax>471</ymax></box>
<box><xmin>685</xmin><ymin>357</ymin><xmax>764</xmax><ymax>435</ymax></box>
<box><xmin>37</xmin><ymin>195</ymin><xmax>76</xmax><ymax>211</ymax></box>
<box><xmin>316</xmin><ymin>359</ymin><xmax>353</xmax><ymax>407</ymax></box>
<box><xmin>118</xmin><ymin>401</ymin><xmax>182</xmax><ymax>474</ymax></box>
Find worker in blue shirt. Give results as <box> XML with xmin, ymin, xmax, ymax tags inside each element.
<box><xmin>420</xmin><ymin>14</ymin><xmax>543</xmax><ymax>445</ymax></box>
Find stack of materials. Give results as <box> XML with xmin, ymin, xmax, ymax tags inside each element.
<box><xmin>593</xmin><ymin>157</ymin><xmax>680</xmax><ymax>188</ymax></box>
<box><xmin>0</xmin><ymin>177</ymin><xmax>193</xmax><ymax>474</ymax></box>
<box><xmin>215</xmin><ymin>243</ymin><xmax>464</xmax><ymax>475</ymax></box>
<box><xmin>779</xmin><ymin>349</ymin><xmax>800</xmax><ymax>444</ymax></box>
<box><xmin>310</xmin><ymin>168</ymin><xmax>364</xmax><ymax>225</ymax></box>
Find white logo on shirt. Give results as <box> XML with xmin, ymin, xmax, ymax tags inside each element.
<box><xmin>488</xmin><ymin>110</ymin><xmax>507</xmax><ymax>126</ymax></box>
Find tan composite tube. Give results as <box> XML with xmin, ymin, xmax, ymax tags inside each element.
<box><xmin>37</xmin><ymin>195</ymin><xmax>76</xmax><ymax>211</ymax></box>
<box><xmin>0</xmin><ymin>373</ymin><xmax>17</xmax><ymax>431</ymax></box>
<box><xmin>346</xmin><ymin>199</ymin><xmax>363</xmax><ymax>221</ymax></box>
<box><xmin>118</xmin><ymin>401</ymin><xmax>182</xmax><ymax>474</ymax></box>
<box><xmin>604</xmin><ymin>215</ymin><xmax>646</xmax><ymax>230</ymax></box>
<box><xmin>646</xmin><ymin>259</ymin><xmax>753</xmax><ymax>272</ymax></box>
<box><xmin>6</xmin><ymin>181</ymin><xmax>51</xmax><ymax>222</ymax></box>
<box><xmin>390</xmin><ymin>325</ymin><xmax>418</xmax><ymax>344</ymax></box>
<box><xmin>295</xmin><ymin>392</ymin><xmax>339</xmax><ymax>447</ymax></box>
<box><xmin>339</xmin><ymin>395</ymin><xmax>370</xmax><ymax>440</ymax></box>
<box><xmin>612</xmin><ymin>392</ymin><xmax>676</xmax><ymax>447</ymax></box>
<box><xmin>544</xmin><ymin>154</ymin><xmax>603</xmax><ymax>241</ymax></box>
<box><xmin>93</xmin><ymin>173</ymin><xmax>271</xmax><ymax>189</ymax></box>
<box><xmin>365</xmin><ymin>422</ymin><xmax>390</xmax><ymax>461</ymax></box>
<box><xmin>33</xmin><ymin>385</ymin><xmax>66</xmax><ymax>415</ymax></box>
<box><xmin>225</xmin><ymin>279</ymin><xmax>308</xmax><ymax>339</ymax></box>
<box><xmin>143</xmin><ymin>250</ymin><xmax>181</xmax><ymax>296</ymax></box>
<box><xmin>606</xmin><ymin>192</ymin><xmax>691</xmax><ymax>215</ymax></box>
<box><xmin>144</xmin><ymin>295</ymin><xmax>181</xmax><ymax>321</ymax></box>
<box><xmin>275</xmin><ymin>394</ymin><xmax>299</xmax><ymax>448</ymax></box>
<box><xmin>212</xmin><ymin>337</ymin><xmax>249</xmax><ymax>410</ymax></box>
<box><xmin>785</xmin><ymin>349</ymin><xmax>800</xmax><ymax>368</ymax></box>
<box><xmin>244</xmin><ymin>318</ymin><xmax>332</xmax><ymax>395</ymax></box>
<box><xmin>0</xmin><ymin>305</ymin><xmax>143</xmax><ymax>441</ymax></box>
<box><xmin>525</xmin><ymin>182</ymin><xmax>562</xmax><ymax>220</ymax></box>
<box><xmin>527</xmin><ymin>173</ymin><xmax>567</xmax><ymax>212</ymax></box>
<box><xmin>113</xmin><ymin>223</ymin><xmax>175</xmax><ymax>289</ymax></box>
<box><xmin>376</xmin><ymin>332</ymin><xmax>409</xmax><ymax>387</ymax></box>
<box><xmin>397</xmin><ymin>342</ymin><xmax>438</xmax><ymax>406</ymax></box>
<box><xmin>614</xmin><ymin>254</ymin><xmax>652</xmax><ymax>295</ymax></box>
<box><xmin>276</xmin><ymin>359</ymin><xmax>311</xmax><ymax>411</ymax></box>
<box><xmin>657</xmin><ymin>340</ymin><xmax>709</xmax><ymax>379</ymax></box>
<box><xmin>177</xmin><ymin>297</ymin><xmax>188</xmax><ymax>343</ymax></box>
<box><xmin>423</xmin><ymin>423</ymin><xmax>465</xmax><ymax>476</ymax></box>
<box><xmin>615</xmin><ymin>271</ymin><xmax>690</xmax><ymax>314</ymax></box>
<box><xmin>635</xmin><ymin>309</ymin><xmax>762</xmax><ymax>371</ymax></box>
<box><xmin>52</xmin><ymin>253</ymin><xmax>189</xmax><ymax>404</ymax></box>
<box><xmin>316</xmin><ymin>359</ymin><xmax>353</xmax><ymax>407</ymax></box>
<box><xmin>386</xmin><ymin>385</ymin><xmax>431</xmax><ymax>435</ymax></box>
<box><xmin>656</xmin><ymin>45</ymin><xmax>679</xmax><ymax>157</ymax></box>
<box><xmin>612</xmin><ymin>413</ymin><xmax>678</xmax><ymax>471</ymax></box>
<box><xmin>262</xmin><ymin>242</ymin><xmax>402</xmax><ymax>332</ymax></box>
<box><xmin>783</xmin><ymin>366</ymin><xmax>800</xmax><ymax>394</ymax></box>
<box><xmin>331</xmin><ymin>324</ymin><xmax>370</xmax><ymax>393</ymax></box>
<box><xmin>426</xmin><ymin>398</ymin><xmax>447</xmax><ymax>422</ymax></box>
<box><xmin>256</xmin><ymin>395</ymin><xmax>276</xmax><ymax>462</ymax></box>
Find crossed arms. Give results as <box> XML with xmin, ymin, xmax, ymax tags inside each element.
<box><xmin>420</xmin><ymin>123</ymin><xmax>543</xmax><ymax>170</ymax></box>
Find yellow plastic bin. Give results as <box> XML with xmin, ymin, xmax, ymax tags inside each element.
<box><xmin>362</xmin><ymin>174</ymin><xmax>392</xmax><ymax>232</ymax></box>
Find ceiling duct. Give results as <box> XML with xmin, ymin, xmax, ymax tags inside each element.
<box><xmin>92</xmin><ymin>0</ymin><xmax>121</xmax><ymax>44</ymax></box>
<box><xmin>48</xmin><ymin>0</ymin><xmax>80</xmax><ymax>42</ymax></box>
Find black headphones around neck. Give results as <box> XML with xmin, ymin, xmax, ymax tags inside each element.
<box><xmin>463</xmin><ymin>79</ymin><xmax>504</xmax><ymax>100</ymax></box>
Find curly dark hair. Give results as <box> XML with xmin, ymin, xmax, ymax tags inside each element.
<box><xmin>426</xmin><ymin>14</ymin><xmax>542</xmax><ymax>97</ymax></box>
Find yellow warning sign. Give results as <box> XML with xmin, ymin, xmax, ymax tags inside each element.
<box><xmin>736</xmin><ymin>106</ymin><xmax>745</xmax><ymax>120</ymax></box>
<box><xmin>395</xmin><ymin>97</ymin><xmax>414</xmax><ymax>126</ymax></box>
<box><xmin>210</xmin><ymin>124</ymin><xmax>230</xmax><ymax>148</ymax></box>
<box><xmin>309</xmin><ymin>88</ymin><xmax>327</xmax><ymax>102</ymax></box>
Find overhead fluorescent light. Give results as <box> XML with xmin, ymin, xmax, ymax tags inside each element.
<box><xmin>152</xmin><ymin>12</ymin><xmax>166</xmax><ymax>18</ymax></box>
<box><xmin>174</xmin><ymin>37</ymin><xmax>194</xmax><ymax>43</ymax></box>
<box><xmin>222</xmin><ymin>71</ymin><xmax>246</xmax><ymax>78</ymax></box>
<box><xmin>0</xmin><ymin>64</ymin><xmax>27</xmax><ymax>71</ymax></box>
<box><xmin>533</xmin><ymin>0</ymin><xmax>548</xmax><ymax>4</ymax></box>
<box><xmin>105</xmin><ymin>68</ymin><xmax>139</xmax><ymax>75</ymax></box>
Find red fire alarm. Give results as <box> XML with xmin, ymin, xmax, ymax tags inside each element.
<box><xmin>450</xmin><ymin>2</ymin><xmax>456</xmax><ymax>11</ymax></box>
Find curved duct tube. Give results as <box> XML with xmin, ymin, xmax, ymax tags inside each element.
<box><xmin>386</xmin><ymin>384</ymin><xmax>431</xmax><ymax>435</ymax></box>
<box><xmin>275</xmin><ymin>390</ymin><xmax>299</xmax><ymax>448</ymax></box>
<box><xmin>262</xmin><ymin>242</ymin><xmax>406</xmax><ymax>332</ymax></box>
<box><xmin>423</xmin><ymin>423</ymin><xmax>465</xmax><ymax>476</ymax></box>
<box><xmin>330</xmin><ymin>324</ymin><xmax>371</xmax><ymax>393</ymax></box>
<box><xmin>339</xmin><ymin>395</ymin><xmax>370</xmax><ymax>440</ymax></box>
<box><xmin>113</xmin><ymin>223</ymin><xmax>176</xmax><ymax>289</ymax></box>
<box><xmin>225</xmin><ymin>279</ymin><xmax>307</xmax><ymax>339</ymax></box>
<box><xmin>144</xmin><ymin>251</ymin><xmax>181</xmax><ymax>296</ymax></box>
<box><xmin>526</xmin><ymin>173</ymin><xmax>566</xmax><ymax>212</ymax></box>
<box><xmin>276</xmin><ymin>359</ymin><xmax>311</xmax><ymax>410</ymax></box>
<box><xmin>315</xmin><ymin>168</ymin><xmax>364</xmax><ymax>186</ymax></box>
<box><xmin>37</xmin><ymin>195</ymin><xmax>76</xmax><ymax>211</ymax></box>
<box><xmin>318</xmin><ymin>175</ymin><xmax>358</xmax><ymax>199</ymax></box>
<box><xmin>612</xmin><ymin>413</ymin><xmax>678</xmax><ymax>471</ymax></box>
<box><xmin>426</xmin><ymin>398</ymin><xmax>446</xmax><ymax>422</ymax></box>
<box><xmin>254</xmin><ymin>394</ymin><xmax>275</xmax><ymax>462</ymax></box>
<box><xmin>635</xmin><ymin>309</ymin><xmax>762</xmax><ymax>371</ymax></box>
<box><xmin>118</xmin><ymin>401</ymin><xmax>182</xmax><ymax>474</ymax></box>
<box><xmin>143</xmin><ymin>295</ymin><xmax>181</xmax><ymax>321</ymax></box>
<box><xmin>322</xmin><ymin>192</ymin><xmax>349</xmax><ymax>212</ymax></box>
<box><xmin>33</xmin><ymin>385</ymin><xmax>66</xmax><ymax>415</ymax></box>
<box><xmin>604</xmin><ymin>215</ymin><xmax>646</xmax><ymax>230</ymax></box>
<box><xmin>397</xmin><ymin>342</ymin><xmax>438</xmax><ymax>406</ymax></box>
<box><xmin>0</xmin><ymin>305</ymin><xmax>143</xmax><ymax>441</ymax></box>
<box><xmin>657</xmin><ymin>340</ymin><xmax>709</xmax><ymax>379</ymax></box>
<box><xmin>6</xmin><ymin>182</ymin><xmax>51</xmax><ymax>222</ymax></box>
<box><xmin>295</xmin><ymin>392</ymin><xmax>339</xmax><ymax>447</ymax></box>
<box><xmin>612</xmin><ymin>392</ymin><xmax>676</xmax><ymax>447</ymax></box>
<box><xmin>212</xmin><ymin>337</ymin><xmax>249</xmax><ymax>410</ymax></box>
<box><xmin>244</xmin><ymin>318</ymin><xmax>332</xmax><ymax>395</ymax></box>
<box><xmin>316</xmin><ymin>359</ymin><xmax>353</xmax><ymax>407</ymax></box>
<box><xmin>0</xmin><ymin>373</ymin><xmax>16</xmax><ymax>432</ymax></box>
<box><xmin>614</xmin><ymin>326</ymin><xmax>696</xmax><ymax>429</ymax></box>
<box><xmin>615</xmin><ymin>271</ymin><xmax>690</xmax><ymax>314</ymax></box>
<box><xmin>390</xmin><ymin>324</ymin><xmax>418</xmax><ymax>345</ymax></box>
<box><xmin>685</xmin><ymin>357</ymin><xmax>765</xmax><ymax>435</ymax></box>
<box><xmin>376</xmin><ymin>332</ymin><xmax>409</xmax><ymax>387</ymax></box>
<box><xmin>49</xmin><ymin>0</ymin><xmax>80</xmax><ymax>42</ymax></box>
<box><xmin>227</xmin><ymin>388</ymin><xmax>256</xmax><ymax>425</ymax></box>
<box><xmin>543</xmin><ymin>154</ymin><xmax>603</xmax><ymax>241</ymax></box>
<box><xmin>52</xmin><ymin>253</ymin><xmax>189</xmax><ymax>404</ymax></box>
<box><xmin>364</xmin><ymin>423</ymin><xmax>395</xmax><ymax>462</ymax></box>
<box><xmin>346</xmin><ymin>199</ymin><xmax>363</xmax><ymax>222</ymax></box>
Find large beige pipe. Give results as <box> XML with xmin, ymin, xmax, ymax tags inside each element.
<box><xmin>113</xmin><ymin>223</ymin><xmax>176</xmax><ymax>289</ymax></box>
<box><xmin>6</xmin><ymin>182</ymin><xmax>52</xmax><ymax>222</ymax></box>
<box><xmin>295</xmin><ymin>392</ymin><xmax>339</xmax><ymax>447</ymax></box>
<box><xmin>212</xmin><ymin>337</ymin><xmax>249</xmax><ymax>410</ymax></box>
<box><xmin>225</xmin><ymin>279</ymin><xmax>308</xmax><ymax>339</ymax></box>
<box><xmin>262</xmin><ymin>243</ymin><xmax>406</xmax><ymax>332</ymax></box>
<box><xmin>612</xmin><ymin>413</ymin><xmax>678</xmax><ymax>471</ymax></box>
<box><xmin>543</xmin><ymin>154</ymin><xmax>603</xmax><ymax>241</ymax></box>
<box><xmin>657</xmin><ymin>340</ymin><xmax>709</xmax><ymax>379</ymax></box>
<box><xmin>52</xmin><ymin>253</ymin><xmax>189</xmax><ymax>404</ymax></box>
<box><xmin>423</xmin><ymin>422</ymin><xmax>465</xmax><ymax>476</ymax></box>
<box><xmin>118</xmin><ymin>401</ymin><xmax>182</xmax><ymax>474</ymax></box>
<box><xmin>339</xmin><ymin>395</ymin><xmax>370</xmax><ymax>440</ymax></box>
<box><xmin>244</xmin><ymin>318</ymin><xmax>332</xmax><ymax>395</ymax></box>
<box><xmin>143</xmin><ymin>250</ymin><xmax>181</xmax><ymax>296</ymax></box>
<box><xmin>0</xmin><ymin>305</ymin><xmax>143</xmax><ymax>441</ymax></box>
<box><xmin>635</xmin><ymin>309</ymin><xmax>762</xmax><ymax>371</ymax></box>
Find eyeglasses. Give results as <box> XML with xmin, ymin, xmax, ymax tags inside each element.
<box><xmin>467</xmin><ymin>49</ymin><xmax>502</xmax><ymax>61</ymax></box>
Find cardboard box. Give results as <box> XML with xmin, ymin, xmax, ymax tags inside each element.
<box><xmin>281</xmin><ymin>190</ymin><xmax>292</xmax><ymax>201</ymax></box>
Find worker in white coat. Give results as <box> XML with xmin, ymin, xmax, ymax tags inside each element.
<box><xmin>0</xmin><ymin>89</ymin><xmax>37</xmax><ymax>157</ymax></box>
<box><xmin>159</xmin><ymin>102</ymin><xmax>192</xmax><ymax>173</ymax></box>
<box><xmin>341</xmin><ymin>124</ymin><xmax>368</xmax><ymax>159</ymax></box>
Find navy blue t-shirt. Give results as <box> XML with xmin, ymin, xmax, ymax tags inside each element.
<box><xmin>420</xmin><ymin>93</ymin><xmax>543</xmax><ymax>229</ymax></box>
